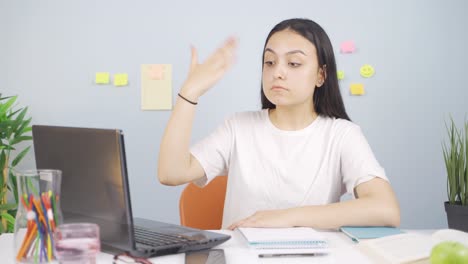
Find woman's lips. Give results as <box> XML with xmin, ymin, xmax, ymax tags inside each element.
<box><xmin>271</xmin><ymin>85</ymin><xmax>288</xmax><ymax>91</ymax></box>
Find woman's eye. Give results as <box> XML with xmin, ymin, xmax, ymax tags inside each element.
<box><xmin>289</xmin><ymin>62</ymin><xmax>301</xmax><ymax>67</ymax></box>
<box><xmin>264</xmin><ymin>61</ymin><xmax>274</xmax><ymax>66</ymax></box>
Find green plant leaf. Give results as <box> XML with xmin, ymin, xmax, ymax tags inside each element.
<box><xmin>10</xmin><ymin>107</ymin><xmax>27</xmax><ymax>136</ymax></box>
<box><xmin>0</xmin><ymin>150</ymin><xmax>5</xmax><ymax>173</ymax></box>
<box><xmin>0</xmin><ymin>145</ymin><xmax>14</xmax><ymax>151</ymax></box>
<box><xmin>464</xmin><ymin>119</ymin><xmax>468</xmax><ymax>205</ymax></box>
<box><xmin>6</xmin><ymin>108</ymin><xmax>21</xmax><ymax>120</ymax></box>
<box><xmin>0</xmin><ymin>96</ymin><xmax>17</xmax><ymax>117</ymax></box>
<box><xmin>8</xmin><ymin>170</ymin><xmax>18</xmax><ymax>204</ymax></box>
<box><xmin>0</xmin><ymin>212</ymin><xmax>15</xmax><ymax>227</ymax></box>
<box><xmin>11</xmin><ymin>146</ymin><xmax>31</xmax><ymax>167</ymax></box>
<box><xmin>0</xmin><ymin>203</ymin><xmax>17</xmax><ymax>211</ymax></box>
<box><xmin>1</xmin><ymin>94</ymin><xmax>31</xmax><ymax>225</ymax></box>
<box><xmin>9</xmin><ymin>136</ymin><xmax>33</xmax><ymax>146</ymax></box>
<box><xmin>26</xmin><ymin>176</ymin><xmax>38</xmax><ymax>197</ymax></box>
<box><xmin>0</xmin><ymin>154</ymin><xmax>5</xmax><ymax>195</ymax></box>
<box><xmin>0</xmin><ymin>220</ymin><xmax>3</xmax><ymax>234</ymax></box>
<box><xmin>7</xmin><ymin>220</ymin><xmax>14</xmax><ymax>232</ymax></box>
<box><xmin>444</xmin><ymin>117</ymin><xmax>460</xmax><ymax>204</ymax></box>
<box><xmin>16</xmin><ymin>118</ymin><xmax>32</xmax><ymax>137</ymax></box>
<box><xmin>0</xmin><ymin>94</ymin><xmax>13</xmax><ymax>101</ymax></box>
<box><xmin>13</xmin><ymin>107</ymin><xmax>27</xmax><ymax>123</ymax></box>
<box><xmin>0</xmin><ymin>120</ymin><xmax>14</xmax><ymax>135</ymax></box>
<box><xmin>444</xmin><ymin>116</ymin><xmax>468</xmax><ymax>205</ymax></box>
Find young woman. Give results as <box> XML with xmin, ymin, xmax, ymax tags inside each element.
<box><xmin>158</xmin><ymin>18</ymin><xmax>400</xmax><ymax>230</ymax></box>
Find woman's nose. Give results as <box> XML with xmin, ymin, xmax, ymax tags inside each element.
<box><xmin>273</xmin><ymin>64</ymin><xmax>286</xmax><ymax>80</ymax></box>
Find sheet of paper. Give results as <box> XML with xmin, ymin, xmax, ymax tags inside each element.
<box><xmin>340</xmin><ymin>41</ymin><xmax>356</xmax><ymax>53</ymax></box>
<box><xmin>113</xmin><ymin>73</ymin><xmax>128</xmax><ymax>86</ymax></box>
<box><xmin>141</xmin><ymin>64</ymin><xmax>172</xmax><ymax>110</ymax></box>
<box><xmin>350</xmin><ymin>83</ymin><xmax>365</xmax><ymax>95</ymax></box>
<box><xmin>95</xmin><ymin>72</ymin><xmax>110</xmax><ymax>84</ymax></box>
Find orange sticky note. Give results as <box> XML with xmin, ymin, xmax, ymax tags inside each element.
<box><xmin>350</xmin><ymin>83</ymin><xmax>365</xmax><ymax>95</ymax></box>
<box><xmin>148</xmin><ymin>65</ymin><xmax>166</xmax><ymax>80</ymax></box>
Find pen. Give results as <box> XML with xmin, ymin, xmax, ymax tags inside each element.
<box><xmin>258</xmin><ymin>253</ymin><xmax>328</xmax><ymax>258</ymax></box>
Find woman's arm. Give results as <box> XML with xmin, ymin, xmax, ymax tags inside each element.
<box><xmin>158</xmin><ymin>38</ymin><xmax>238</xmax><ymax>186</ymax></box>
<box><xmin>228</xmin><ymin>178</ymin><xmax>400</xmax><ymax>230</ymax></box>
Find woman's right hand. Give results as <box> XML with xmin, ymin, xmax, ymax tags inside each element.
<box><xmin>179</xmin><ymin>37</ymin><xmax>238</xmax><ymax>102</ymax></box>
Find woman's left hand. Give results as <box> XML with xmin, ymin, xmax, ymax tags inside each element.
<box><xmin>227</xmin><ymin>209</ymin><xmax>294</xmax><ymax>230</ymax></box>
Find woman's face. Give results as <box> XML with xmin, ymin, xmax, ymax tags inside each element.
<box><xmin>262</xmin><ymin>30</ymin><xmax>324</xmax><ymax>109</ymax></box>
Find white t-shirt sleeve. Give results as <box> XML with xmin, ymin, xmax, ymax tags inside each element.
<box><xmin>340</xmin><ymin>125</ymin><xmax>388</xmax><ymax>196</ymax></box>
<box><xmin>190</xmin><ymin>117</ymin><xmax>233</xmax><ymax>187</ymax></box>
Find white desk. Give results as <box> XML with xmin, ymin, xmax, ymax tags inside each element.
<box><xmin>0</xmin><ymin>230</ymin><xmax>428</xmax><ymax>263</ymax></box>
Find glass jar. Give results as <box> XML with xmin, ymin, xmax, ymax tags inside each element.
<box><xmin>54</xmin><ymin>223</ymin><xmax>101</xmax><ymax>264</ymax></box>
<box><xmin>13</xmin><ymin>169</ymin><xmax>63</xmax><ymax>264</ymax></box>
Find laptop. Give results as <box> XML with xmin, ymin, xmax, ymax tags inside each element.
<box><xmin>32</xmin><ymin>125</ymin><xmax>230</xmax><ymax>257</ymax></box>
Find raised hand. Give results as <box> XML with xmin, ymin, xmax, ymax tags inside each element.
<box><xmin>179</xmin><ymin>37</ymin><xmax>238</xmax><ymax>102</ymax></box>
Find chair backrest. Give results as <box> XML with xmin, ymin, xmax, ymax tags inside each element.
<box><xmin>179</xmin><ymin>176</ymin><xmax>227</xmax><ymax>230</ymax></box>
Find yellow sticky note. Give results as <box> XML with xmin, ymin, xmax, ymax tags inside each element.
<box><xmin>141</xmin><ymin>64</ymin><xmax>172</xmax><ymax>110</ymax></box>
<box><xmin>113</xmin><ymin>73</ymin><xmax>128</xmax><ymax>86</ymax></box>
<box><xmin>95</xmin><ymin>72</ymin><xmax>110</xmax><ymax>84</ymax></box>
<box><xmin>337</xmin><ymin>70</ymin><xmax>345</xmax><ymax>80</ymax></box>
<box><xmin>350</xmin><ymin>83</ymin><xmax>365</xmax><ymax>95</ymax></box>
<box><xmin>360</xmin><ymin>64</ymin><xmax>375</xmax><ymax>78</ymax></box>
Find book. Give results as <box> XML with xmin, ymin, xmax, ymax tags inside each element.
<box><xmin>340</xmin><ymin>226</ymin><xmax>404</xmax><ymax>242</ymax></box>
<box><xmin>238</xmin><ymin>227</ymin><xmax>328</xmax><ymax>249</ymax></box>
<box><xmin>357</xmin><ymin>229</ymin><xmax>468</xmax><ymax>264</ymax></box>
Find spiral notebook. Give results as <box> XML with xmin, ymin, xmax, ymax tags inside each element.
<box><xmin>238</xmin><ymin>227</ymin><xmax>328</xmax><ymax>249</ymax></box>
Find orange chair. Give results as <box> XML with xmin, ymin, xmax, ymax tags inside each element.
<box><xmin>179</xmin><ymin>176</ymin><xmax>227</xmax><ymax>230</ymax></box>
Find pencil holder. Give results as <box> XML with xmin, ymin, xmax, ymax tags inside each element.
<box><xmin>13</xmin><ymin>169</ymin><xmax>63</xmax><ymax>264</ymax></box>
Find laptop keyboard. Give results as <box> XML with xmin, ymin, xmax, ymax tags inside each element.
<box><xmin>134</xmin><ymin>226</ymin><xmax>192</xmax><ymax>247</ymax></box>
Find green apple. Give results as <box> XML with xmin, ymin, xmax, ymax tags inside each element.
<box><xmin>430</xmin><ymin>241</ymin><xmax>468</xmax><ymax>264</ymax></box>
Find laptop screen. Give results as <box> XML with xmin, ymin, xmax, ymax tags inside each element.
<box><xmin>32</xmin><ymin>125</ymin><xmax>135</xmax><ymax>251</ymax></box>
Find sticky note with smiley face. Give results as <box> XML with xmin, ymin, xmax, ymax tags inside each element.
<box><xmin>337</xmin><ymin>70</ymin><xmax>345</xmax><ymax>80</ymax></box>
<box><xmin>350</xmin><ymin>83</ymin><xmax>365</xmax><ymax>95</ymax></box>
<box><xmin>360</xmin><ymin>64</ymin><xmax>375</xmax><ymax>78</ymax></box>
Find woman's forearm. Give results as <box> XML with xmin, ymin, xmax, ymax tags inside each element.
<box><xmin>288</xmin><ymin>196</ymin><xmax>400</xmax><ymax>230</ymax></box>
<box><xmin>157</xmin><ymin>94</ymin><xmax>198</xmax><ymax>185</ymax></box>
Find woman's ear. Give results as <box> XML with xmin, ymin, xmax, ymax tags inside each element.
<box><xmin>316</xmin><ymin>65</ymin><xmax>327</xmax><ymax>87</ymax></box>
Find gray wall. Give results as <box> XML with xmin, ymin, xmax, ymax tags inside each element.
<box><xmin>2</xmin><ymin>0</ymin><xmax>467</xmax><ymax>229</ymax></box>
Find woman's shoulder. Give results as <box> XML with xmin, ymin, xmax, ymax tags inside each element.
<box><xmin>319</xmin><ymin>115</ymin><xmax>361</xmax><ymax>135</ymax></box>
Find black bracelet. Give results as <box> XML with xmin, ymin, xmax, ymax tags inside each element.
<box><xmin>178</xmin><ymin>93</ymin><xmax>198</xmax><ymax>105</ymax></box>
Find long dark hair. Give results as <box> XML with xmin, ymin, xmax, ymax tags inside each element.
<box><xmin>261</xmin><ymin>18</ymin><xmax>350</xmax><ymax>121</ymax></box>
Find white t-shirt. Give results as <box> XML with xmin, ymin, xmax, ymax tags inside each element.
<box><xmin>190</xmin><ymin>110</ymin><xmax>387</xmax><ymax>229</ymax></box>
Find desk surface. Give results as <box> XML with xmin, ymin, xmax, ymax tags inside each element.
<box><xmin>0</xmin><ymin>229</ymin><xmax>432</xmax><ymax>263</ymax></box>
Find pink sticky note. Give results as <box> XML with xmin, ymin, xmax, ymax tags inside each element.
<box><xmin>340</xmin><ymin>41</ymin><xmax>356</xmax><ymax>53</ymax></box>
<box><xmin>148</xmin><ymin>65</ymin><xmax>166</xmax><ymax>80</ymax></box>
